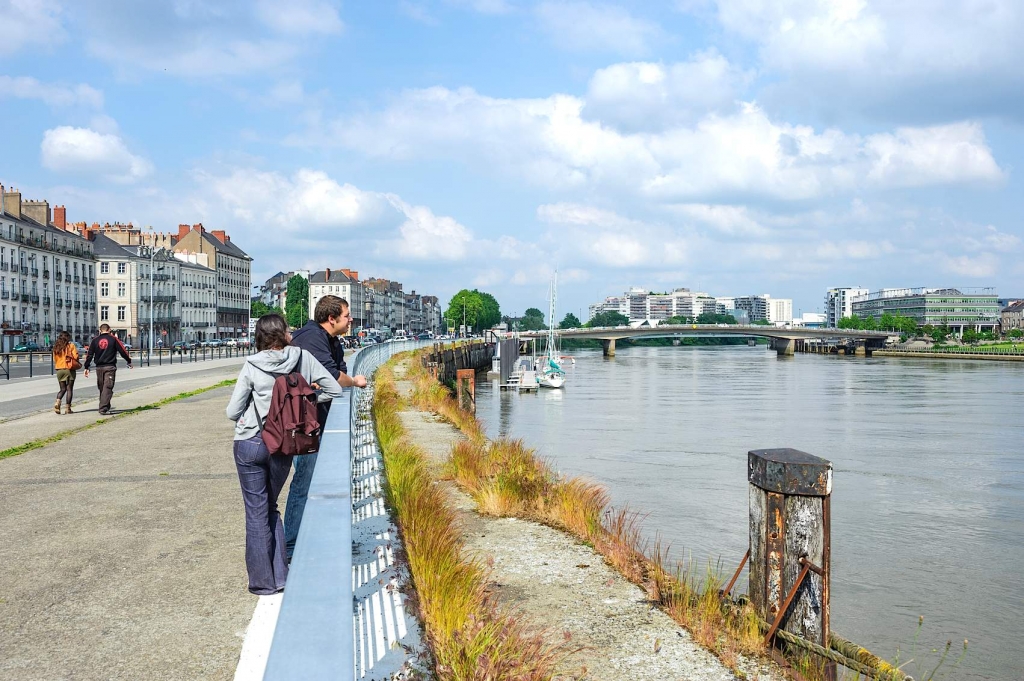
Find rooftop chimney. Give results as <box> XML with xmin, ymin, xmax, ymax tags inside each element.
<box><xmin>211</xmin><ymin>230</ymin><xmax>227</xmax><ymax>244</ymax></box>
<box><xmin>23</xmin><ymin>199</ymin><xmax>50</xmax><ymax>227</ymax></box>
<box><xmin>177</xmin><ymin>224</ymin><xmax>191</xmax><ymax>241</ymax></box>
<box><xmin>325</xmin><ymin>268</ymin><xmax>331</xmax><ymax>279</ymax></box>
<box><xmin>3</xmin><ymin>187</ymin><xmax>22</xmax><ymax>219</ymax></box>
<box><xmin>194</xmin><ymin>223</ymin><xmax>204</xmax><ymax>234</ymax></box>
<box><xmin>53</xmin><ymin>205</ymin><xmax>67</xmax><ymax>230</ymax></box>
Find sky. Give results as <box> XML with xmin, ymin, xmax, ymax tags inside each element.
<box><xmin>2</xmin><ymin>0</ymin><xmax>1022</xmax><ymax>321</ymax></box>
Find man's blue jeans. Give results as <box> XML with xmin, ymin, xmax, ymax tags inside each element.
<box><xmin>284</xmin><ymin>451</ymin><xmax>317</xmax><ymax>560</ymax></box>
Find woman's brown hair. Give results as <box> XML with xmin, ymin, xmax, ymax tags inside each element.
<box><xmin>255</xmin><ymin>314</ymin><xmax>290</xmax><ymax>351</ymax></box>
<box><xmin>52</xmin><ymin>331</ymin><xmax>72</xmax><ymax>357</ymax></box>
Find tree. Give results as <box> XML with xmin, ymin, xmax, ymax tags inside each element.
<box><xmin>285</xmin><ymin>275</ymin><xmax>309</xmax><ymax>328</ymax></box>
<box><xmin>559</xmin><ymin>312</ymin><xmax>581</xmax><ymax>329</ymax></box>
<box><xmin>521</xmin><ymin>307</ymin><xmax>546</xmax><ymax>331</ymax></box>
<box><xmin>696</xmin><ymin>312</ymin><xmax>738</xmax><ymax>325</ymax></box>
<box><xmin>445</xmin><ymin>290</ymin><xmax>485</xmax><ymax>332</ymax></box>
<box><xmin>251</xmin><ymin>300</ymin><xmax>282</xmax><ymax>319</ymax></box>
<box><xmin>477</xmin><ymin>291</ymin><xmax>502</xmax><ymax>330</ymax></box>
<box><xmin>586</xmin><ymin>310</ymin><xmax>628</xmax><ymax>327</ymax></box>
<box><xmin>1009</xmin><ymin>329</ymin><xmax>1023</xmax><ymax>339</ymax></box>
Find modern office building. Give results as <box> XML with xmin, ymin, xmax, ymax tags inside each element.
<box><xmin>824</xmin><ymin>287</ymin><xmax>869</xmax><ymax>327</ymax></box>
<box><xmin>768</xmin><ymin>298</ymin><xmax>793</xmax><ymax>325</ymax></box>
<box><xmin>851</xmin><ymin>287</ymin><xmax>1000</xmax><ymax>334</ymax></box>
<box><xmin>0</xmin><ymin>186</ymin><xmax>98</xmax><ymax>351</ymax></box>
<box><xmin>734</xmin><ymin>295</ymin><xmax>770</xmax><ymax>323</ymax></box>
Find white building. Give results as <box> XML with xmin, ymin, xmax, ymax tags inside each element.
<box><xmin>824</xmin><ymin>287</ymin><xmax>869</xmax><ymax>327</ymax></box>
<box><xmin>768</xmin><ymin>298</ymin><xmax>793</xmax><ymax>326</ymax></box>
<box><xmin>177</xmin><ymin>254</ymin><xmax>218</xmax><ymax>342</ymax></box>
<box><xmin>1</xmin><ymin>187</ymin><xmax>98</xmax><ymax>350</ymax></box>
<box><xmin>308</xmin><ymin>268</ymin><xmax>363</xmax><ymax>327</ymax></box>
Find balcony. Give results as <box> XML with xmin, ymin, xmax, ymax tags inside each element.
<box><xmin>89</xmin><ymin>302</ymin><xmax>96</xmax><ymax>311</ymax></box>
<box><xmin>20</xmin><ymin>265</ymin><xmax>28</xmax><ymax>275</ymax></box>
<box><xmin>153</xmin><ymin>273</ymin><xmax>172</xmax><ymax>281</ymax></box>
<box><xmin>43</xmin><ymin>296</ymin><xmax>51</xmax><ymax>307</ymax></box>
<box><xmin>89</xmin><ymin>277</ymin><xmax>95</xmax><ymax>286</ymax></box>
<box><xmin>56</xmin><ymin>298</ymin><xmax>63</xmax><ymax>308</ymax></box>
<box><xmin>43</xmin><ymin>269</ymin><xmax>50</xmax><ymax>279</ymax></box>
<box><xmin>74</xmin><ymin>301</ymin><xmax>81</xmax><ymax>309</ymax></box>
<box><xmin>151</xmin><ymin>295</ymin><xmax>177</xmax><ymax>303</ymax></box>
<box><xmin>43</xmin><ymin>324</ymin><xmax>53</xmax><ymax>334</ymax></box>
<box><xmin>30</xmin><ymin>267</ymin><xmax>39</xmax><ymax>277</ymax></box>
<box><xmin>0</xmin><ymin>262</ymin><xmax>7</xmax><ymax>271</ymax></box>
<box><xmin>30</xmin><ymin>294</ymin><xmax>39</xmax><ymax>305</ymax></box>
<box><xmin>64</xmin><ymin>299</ymin><xmax>72</xmax><ymax>308</ymax></box>
<box><xmin>73</xmin><ymin>276</ymin><xmax>81</xmax><ymax>284</ymax></box>
<box><xmin>55</xmin><ymin>272</ymin><xmax>63</xmax><ymax>282</ymax></box>
<box><xmin>0</xmin><ymin>291</ymin><xmax>8</xmax><ymax>299</ymax></box>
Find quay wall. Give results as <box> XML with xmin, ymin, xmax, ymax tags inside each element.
<box><xmin>873</xmin><ymin>350</ymin><xmax>1024</xmax><ymax>362</ymax></box>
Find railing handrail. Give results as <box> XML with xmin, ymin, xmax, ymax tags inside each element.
<box><xmin>264</xmin><ymin>339</ymin><xmax>431</xmax><ymax>679</ymax></box>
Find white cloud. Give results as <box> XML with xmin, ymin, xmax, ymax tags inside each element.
<box><xmin>938</xmin><ymin>252</ymin><xmax>999</xmax><ymax>278</ymax></box>
<box><xmin>0</xmin><ymin>0</ymin><xmax>64</xmax><ymax>55</ymax></box>
<box><xmin>384</xmin><ymin>196</ymin><xmax>474</xmax><ymax>261</ymax></box>
<box><xmin>584</xmin><ymin>52</ymin><xmax>752</xmax><ymax>130</ymax></box>
<box><xmin>41</xmin><ymin>126</ymin><xmax>152</xmax><ymax>182</ymax></box>
<box><xmin>200</xmin><ymin>168</ymin><xmax>474</xmax><ymax>262</ymax></box>
<box><xmin>400</xmin><ymin>1</ymin><xmax>439</xmax><ymax>25</ymax></box>
<box><xmin>535</xmin><ymin>1</ymin><xmax>661</xmax><ymax>56</ymax></box>
<box><xmin>317</xmin><ymin>86</ymin><xmax>1004</xmax><ymax>201</ymax></box>
<box><xmin>0</xmin><ymin>76</ymin><xmax>103</xmax><ymax>108</ymax></box>
<box><xmin>668</xmin><ymin>203</ymin><xmax>769</xmax><ymax>236</ymax></box>
<box><xmin>446</xmin><ymin>0</ymin><xmax>513</xmax><ymax>14</ymax></box>
<box><xmin>255</xmin><ymin>0</ymin><xmax>343</xmax><ymax>35</ymax></box>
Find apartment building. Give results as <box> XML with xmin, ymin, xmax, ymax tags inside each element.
<box><xmin>0</xmin><ymin>186</ymin><xmax>97</xmax><ymax>351</ymax></box>
<box><xmin>171</xmin><ymin>225</ymin><xmax>251</xmax><ymax>339</ymax></box>
<box><xmin>177</xmin><ymin>254</ymin><xmax>218</xmax><ymax>342</ymax></box>
<box><xmin>768</xmin><ymin>298</ymin><xmax>794</xmax><ymax>326</ymax></box>
<box><xmin>308</xmin><ymin>268</ymin><xmax>362</xmax><ymax>327</ymax></box>
<box><xmin>824</xmin><ymin>287</ymin><xmax>869</xmax><ymax>327</ymax></box>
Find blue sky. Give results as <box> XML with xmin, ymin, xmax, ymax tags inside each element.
<box><xmin>2</xmin><ymin>0</ymin><xmax>1022</xmax><ymax>320</ymax></box>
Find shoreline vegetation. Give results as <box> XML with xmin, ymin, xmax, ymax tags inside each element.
<box><xmin>371</xmin><ymin>347</ymin><xmax>968</xmax><ymax>680</ymax></box>
<box><xmin>374</xmin><ymin>350</ymin><xmax>771</xmax><ymax>680</ymax></box>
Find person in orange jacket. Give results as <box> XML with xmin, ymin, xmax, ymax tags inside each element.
<box><xmin>52</xmin><ymin>330</ymin><xmax>81</xmax><ymax>414</ymax></box>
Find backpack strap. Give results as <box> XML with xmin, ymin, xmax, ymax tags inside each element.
<box><xmin>244</xmin><ymin>353</ymin><xmax>305</xmax><ymax>432</ymax></box>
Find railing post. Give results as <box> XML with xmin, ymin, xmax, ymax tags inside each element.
<box><xmin>748</xmin><ymin>448</ymin><xmax>833</xmax><ymax>677</ymax></box>
<box><xmin>456</xmin><ymin>368</ymin><xmax>475</xmax><ymax>413</ymax></box>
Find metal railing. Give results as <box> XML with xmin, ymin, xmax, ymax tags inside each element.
<box><xmin>264</xmin><ymin>339</ymin><xmax>431</xmax><ymax>680</ymax></box>
<box><xmin>0</xmin><ymin>345</ymin><xmax>255</xmax><ymax>379</ymax></box>
<box><xmin>884</xmin><ymin>345</ymin><xmax>1024</xmax><ymax>356</ymax></box>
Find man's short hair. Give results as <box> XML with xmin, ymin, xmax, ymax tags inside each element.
<box><xmin>99</xmin><ymin>323</ymin><xmax>111</xmax><ymax>333</ymax></box>
<box><xmin>314</xmin><ymin>295</ymin><xmax>349</xmax><ymax>324</ymax></box>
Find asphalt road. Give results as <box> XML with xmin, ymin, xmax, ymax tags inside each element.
<box><xmin>0</xmin><ymin>384</ymin><xmax>260</xmax><ymax>680</ymax></box>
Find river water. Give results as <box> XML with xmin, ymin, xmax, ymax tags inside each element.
<box><xmin>474</xmin><ymin>346</ymin><xmax>1024</xmax><ymax>680</ymax></box>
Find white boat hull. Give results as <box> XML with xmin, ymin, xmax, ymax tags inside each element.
<box><xmin>538</xmin><ymin>372</ymin><xmax>565</xmax><ymax>389</ymax></box>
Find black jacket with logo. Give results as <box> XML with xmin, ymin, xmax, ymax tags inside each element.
<box><xmin>84</xmin><ymin>333</ymin><xmax>132</xmax><ymax>369</ymax></box>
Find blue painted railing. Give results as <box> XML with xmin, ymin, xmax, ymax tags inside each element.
<box><xmin>263</xmin><ymin>339</ymin><xmax>432</xmax><ymax>680</ymax></box>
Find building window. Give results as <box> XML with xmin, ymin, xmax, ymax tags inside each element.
<box><xmin>100</xmin><ymin>262</ymin><xmax>109</xmax><ymax>274</ymax></box>
<box><xmin>118</xmin><ymin>282</ymin><xmax>126</xmax><ymax>297</ymax></box>
<box><xmin>117</xmin><ymin>306</ymin><xmax>126</xmax><ymax>322</ymax></box>
<box><xmin>101</xmin><ymin>306</ymin><xmax>109</xmax><ymax>321</ymax></box>
<box><xmin>101</xmin><ymin>282</ymin><xmax>109</xmax><ymax>296</ymax></box>
<box><xmin>117</xmin><ymin>262</ymin><xmax>127</xmax><ymax>274</ymax></box>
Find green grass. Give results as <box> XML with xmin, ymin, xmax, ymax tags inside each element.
<box><xmin>0</xmin><ymin>379</ymin><xmax>236</xmax><ymax>461</ymax></box>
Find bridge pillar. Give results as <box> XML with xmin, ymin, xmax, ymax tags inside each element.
<box><xmin>601</xmin><ymin>338</ymin><xmax>616</xmax><ymax>357</ymax></box>
<box><xmin>775</xmin><ymin>338</ymin><xmax>795</xmax><ymax>357</ymax></box>
<box><xmin>854</xmin><ymin>341</ymin><xmax>867</xmax><ymax>357</ymax></box>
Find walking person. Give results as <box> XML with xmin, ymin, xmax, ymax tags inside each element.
<box><xmin>52</xmin><ymin>331</ymin><xmax>81</xmax><ymax>414</ymax></box>
<box><xmin>83</xmin><ymin>324</ymin><xmax>133</xmax><ymax>415</ymax></box>
<box><xmin>225</xmin><ymin>314</ymin><xmax>344</xmax><ymax>595</ymax></box>
<box><xmin>284</xmin><ymin>296</ymin><xmax>367</xmax><ymax>562</ymax></box>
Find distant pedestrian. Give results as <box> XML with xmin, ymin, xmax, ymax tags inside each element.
<box><xmin>225</xmin><ymin>313</ymin><xmax>343</xmax><ymax>595</ymax></box>
<box><xmin>52</xmin><ymin>331</ymin><xmax>81</xmax><ymax>414</ymax></box>
<box><xmin>284</xmin><ymin>296</ymin><xmax>367</xmax><ymax>561</ymax></box>
<box><xmin>83</xmin><ymin>324</ymin><xmax>133</xmax><ymax>415</ymax></box>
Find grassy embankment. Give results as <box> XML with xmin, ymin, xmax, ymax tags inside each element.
<box><xmin>372</xmin><ymin>358</ymin><xmax>562</xmax><ymax>679</ymax></box>
<box><xmin>378</xmin><ymin>350</ymin><xmax>767</xmax><ymax>676</ymax></box>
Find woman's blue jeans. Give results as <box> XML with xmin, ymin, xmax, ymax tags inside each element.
<box><xmin>234</xmin><ymin>434</ymin><xmax>292</xmax><ymax>595</ymax></box>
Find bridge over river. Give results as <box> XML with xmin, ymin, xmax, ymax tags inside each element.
<box><xmin>518</xmin><ymin>324</ymin><xmax>894</xmax><ymax>356</ymax></box>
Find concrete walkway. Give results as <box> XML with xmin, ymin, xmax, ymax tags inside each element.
<box><xmin>0</xmin><ymin>380</ymin><xmax>257</xmax><ymax>680</ymax></box>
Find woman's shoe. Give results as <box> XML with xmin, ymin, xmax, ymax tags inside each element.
<box><xmin>64</xmin><ymin>404</ymin><xmax>74</xmax><ymax>415</ymax></box>
<box><xmin>54</xmin><ymin>399</ymin><xmax>62</xmax><ymax>414</ymax></box>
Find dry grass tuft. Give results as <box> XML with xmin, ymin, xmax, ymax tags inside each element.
<box><xmin>372</xmin><ymin>358</ymin><xmax>562</xmax><ymax>680</ymax></box>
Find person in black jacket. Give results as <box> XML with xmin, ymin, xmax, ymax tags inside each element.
<box><xmin>83</xmin><ymin>323</ymin><xmax>133</xmax><ymax>415</ymax></box>
<box><xmin>284</xmin><ymin>296</ymin><xmax>366</xmax><ymax>561</ymax></box>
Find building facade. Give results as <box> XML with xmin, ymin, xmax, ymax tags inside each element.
<box><xmin>734</xmin><ymin>295</ymin><xmax>770</xmax><ymax>323</ymax></box>
<box><xmin>171</xmin><ymin>225</ymin><xmax>252</xmax><ymax>339</ymax></box>
<box><xmin>1000</xmin><ymin>301</ymin><xmax>1024</xmax><ymax>334</ymax></box>
<box><xmin>308</xmin><ymin>269</ymin><xmax>363</xmax><ymax>328</ymax></box>
<box><xmin>768</xmin><ymin>298</ymin><xmax>793</xmax><ymax>326</ymax></box>
<box><xmin>824</xmin><ymin>287</ymin><xmax>869</xmax><ymax>327</ymax></box>
<box><xmin>851</xmin><ymin>287</ymin><xmax>1000</xmax><ymax>334</ymax></box>
<box><xmin>177</xmin><ymin>255</ymin><xmax>218</xmax><ymax>342</ymax></box>
<box><xmin>1</xmin><ymin>186</ymin><xmax>97</xmax><ymax>351</ymax></box>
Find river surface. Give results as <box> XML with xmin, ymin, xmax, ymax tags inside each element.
<box><xmin>474</xmin><ymin>346</ymin><xmax>1024</xmax><ymax>681</ymax></box>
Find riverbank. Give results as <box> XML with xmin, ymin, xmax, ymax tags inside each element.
<box><xmin>379</xmin><ymin>352</ymin><xmax>781</xmax><ymax>680</ymax></box>
<box><xmin>874</xmin><ymin>349</ymin><xmax>1024</xmax><ymax>361</ymax></box>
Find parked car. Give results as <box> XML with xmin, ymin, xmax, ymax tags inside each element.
<box><xmin>224</xmin><ymin>338</ymin><xmax>238</xmax><ymax>348</ymax></box>
<box><xmin>12</xmin><ymin>342</ymin><xmax>41</xmax><ymax>352</ymax></box>
<box><xmin>171</xmin><ymin>341</ymin><xmax>191</xmax><ymax>354</ymax></box>
<box><xmin>206</xmin><ymin>338</ymin><xmax>224</xmax><ymax>348</ymax></box>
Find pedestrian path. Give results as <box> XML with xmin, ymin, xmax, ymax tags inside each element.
<box><xmin>0</xmin><ymin>362</ymin><xmax>242</xmax><ymax>452</ymax></box>
<box><xmin>0</xmin><ymin>383</ymin><xmax>255</xmax><ymax>680</ymax></box>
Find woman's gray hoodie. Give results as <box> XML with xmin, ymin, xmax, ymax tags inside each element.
<box><xmin>226</xmin><ymin>345</ymin><xmax>344</xmax><ymax>441</ymax></box>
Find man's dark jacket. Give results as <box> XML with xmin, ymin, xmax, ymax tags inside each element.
<box><xmin>291</xmin><ymin>321</ymin><xmax>347</xmax><ymax>422</ymax></box>
<box><xmin>84</xmin><ymin>333</ymin><xmax>132</xmax><ymax>369</ymax></box>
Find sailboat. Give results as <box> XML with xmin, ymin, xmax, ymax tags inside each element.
<box><xmin>536</xmin><ymin>273</ymin><xmax>566</xmax><ymax>389</ymax></box>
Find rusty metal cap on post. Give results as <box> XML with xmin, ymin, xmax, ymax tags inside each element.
<box><xmin>748</xmin><ymin>448</ymin><xmax>832</xmax><ymax>496</ymax></box>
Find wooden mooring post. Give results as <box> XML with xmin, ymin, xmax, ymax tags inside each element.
<box><xmin>455</xmin><ymin>368</ymin><xmax>476</xmax><ymax>413</ymax></box>
<box><xmin>748</xmin><ymin>448</ymin><xmax>834</xmax><ymax>680</ymax></box>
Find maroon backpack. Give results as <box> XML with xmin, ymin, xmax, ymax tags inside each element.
<box><xmin>251</xmin><ymin>358</ymin><xmax>322</xmax><ymax>456</ymax></box>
